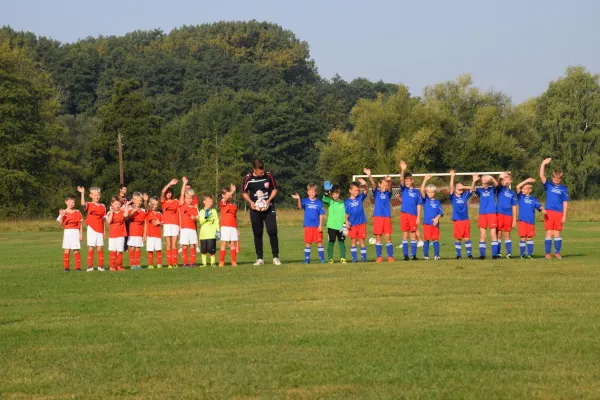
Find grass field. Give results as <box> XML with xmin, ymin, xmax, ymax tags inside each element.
<box><xmin>1</xmin><ymin>220</ymin><xmax>600</xmax><ymax>399</ymax></box>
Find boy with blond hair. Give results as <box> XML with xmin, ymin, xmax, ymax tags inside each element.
<box><xmin>179</xmin><ymin>176</ymin><xmax>199</xmax><ymax>267</ymax></box>
<box><xmin>144</xmin><ymin>194</ymin><xmax>163</xmax><ymax>269</ymax></box>
<box><xmin>364</xmin><ymin>168</ymin><xmax>394</xmax><ymax>263</ymax></box>
<box><xmin>219</xmin><ymin>184</ymin><xmax>239</xmax><ymax>267</ymax></box>
<box><xmin>399</xmin><ymin>160</ymin><xmax>422</xmax><ymax>261</ymax></box>
<box><xmin>77</xmin><ymin>186</ymin><xmax>106</xmax><ymax>272</ymax></box>
<box><xmin>345</xmin><ymin>179</ymin><xmax>369</xmax><ymax>263</ymax></box>
<box><xmin>540</xmin><ymin>158</ymin><xmax>569</xmax><ymax>259</ymax></box>
<box><xmin>107</xmin><ymin>195</ymin><xmax>128</xmax><ymax>271</ymax></box>
<box><xmin>472</xmin><ymin>174</ymin><xmax>500</xmax><ymax>259</ymax></box>
<box><xmin>496</xmin><ymin>172</ymin><xmax>518</xmax><ymax>258</ymax></box>
<box><xmin>420</xmin><ymin>176</ymin><xmax>443</xmax><ymax>260</ymax></box>
<box><xmin>449</xmin><ymin>171</ymin><xmax>475</xmax><ymax>259</ymax></box>
<box><xmin>292</xmin><ymin>183</ymin><xmax>326</xmax><ymax>264</ymax></box>
<box><xmin>516</xmin><ymin>178</ymin><xmax>546</xmax><ymax>258</ymax></box>
<box><xmin>57</xmin><ymin>194</ymin><xmax>83</xmax><ymax>272</ymax></box>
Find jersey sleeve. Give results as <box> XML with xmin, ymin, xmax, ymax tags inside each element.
<box><xmin>242</xmin><ymin>174</ymin><xmax>251</xmax><ymax>194</ymax></box>
<box><xmin>543</xmin><ymin>180</ymin><xmax>551</xmax><ymax>191</ymax></box>
<box><xmin>321</xmin><ymin>195</ymin><xmax>331</xmax><ymax>206</ymax></box>
<box><xmin>465</xmin><ymin>191</ymin><xmax>473</xmax><ymax>200</ymax></box>
<box><xmin>267</xmin><ymin>173</ymin><xmax>277</xmax><ymax>190</ymax></box>
<box><xmin>534</xmin><ymin>199</ymin><xmax>542</xmax><ymax>211</ymax></box>
<box><xmin>358</xmin><ymin>192</ymin><xmax>366</xmax><ymax>202</ymax></box>
<box><xmin>344</xmin><ymin>201</ymin><xmax>350</xmax><ymax>215</ymax></box>
<box><xmin>475</xmin><ymin>188</ymin><xmax>482</xmax><ymax>197</ymax></box>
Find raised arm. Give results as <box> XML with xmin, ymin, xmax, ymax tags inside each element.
<box><xmin>540</xmin><ymin>158</ymin><xmax>551</xmax><ymax>185</ymax></box>
<box><xmin>106</xmin><ymin>209</ymin><xmax>114</xmax><ymax>225</ymax></box>
<box><xmin>142</xmin><ymin>193</ymin><xmax>149</xmax><ymax>210</ymax></box>
<box><xmin>358</xmin><ymin>178</ymin><xmax>368</xmax><ymax>195</ymax></box>
<box><xmin>291</xmin><ymin>193</ymin><xmax>302</xmax><ymax>209</ymax></box>
<box><xmin>488</xmin><ymin>175</ymin><xmax>499</xmax><ymax>187</ymax></box>
<box><xmin>516</xmin><ymin>178</ymin><xmax>535</xmax><ymax>194</ymax></box>
<box><xmin>179</xmin><ymin>176</ymin><xmax>188</xmax><ymax>205</ymax></box>
<box><xmin>420</xmin><ymin>175</ymin><xmax>431</xmax><ymax>198</ymax></box>
<box><xmin>449</xmin><ymin>170</ymin><xmax>455</xmax><ymax>195</ymax></box>
<box><xmin>57</xmin><ymin>209</ymin><xmax>66</xmax><ymax>225</ymax></box>
<box><xmin>399</xmin><ymin>160</ymin><xmax>407</xmax><ymax>187</ymax></box>
<box><xmin>364</xmin><ymin>168</ymin><xmax>376</xmax><ymax>189</ymax></box>
<box><xmin>77</xmin><ymin>186</ymin><xmax>86</xmax><ymax>206</ymax></box>
<box><xmin>161</xmin><ymin>179</ymin><xmax>178</xmax><ymax>202</ymax></box>
<box><xmin>471</xmin><ymin>174</ymin><xmax>480</xmax><ymax>193</ymax></box>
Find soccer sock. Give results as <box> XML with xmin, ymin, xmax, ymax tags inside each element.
<box><xmin>172</xmin><ymin>249</ymin><xmax>178</xmax><ymax>265</ymax></box>
<box><xmin>455</xmin><ymin>241</ymin><xmax>462</xmax><ymax>257</ymax></box>
<box><xmin>110</xmin><ymin>251</ymin><xmax>116</xmax><ymax>268</ymax></box>
<box><xmin>402</xmin><ymin>240</ymin><xmax>408</xmax><ymax>257</ymax></box>
<box><xmin>545</xmin><ymin>238</ymin><xmax>552</xmax><ymax>255</ymax></box>
<box><xmin>87</xmin><ymin>249</ymin><xmax>94</xmax><ymax>268</ymax></box>
<box><xmin>327</xmin><ymin>242</ymin><xmax>334</xmax><ymax>260</ymax></box>
<box><xmin>201</xmin><ymin>254</ymin><xmax>207</xmax><ymax>265</ymax></box>
<box><xmin>554</xmin><ymin>237</ymin><xmax>562</xmax><ymax>254</ymax></box>
<box><xmin>386</xmin><ymin>242</ymin><xmax>393</xmax><ymax>257</ymax></box>
<box><xmin>98</xmin><ymin>251</ymin><xmax>104</xmax><ymax>267</ymax></box>
<box><xmin>505</xmin><ymin>240</ymin><xmax>512</xmax><ymax>255</ymax></box>
<box><xmin>182</xmin><ymin>248</ymin><xmax>189</xmax><ymax>265</ymax></box>
<box><xmin>135</xmin><ymin>248</ymin><xmax>141</xmax><ymax>266</ymax></box>
<box><xmin>318</xmin><ymin>246</ymin><xmax>325</xmax><ymax>262</ymax></box>
<box><xmin>375</xmin><ymin>243</ymin><xmax>382</xmax><ymax>258</ymax></box>
<box><xmin>208</xmin><ymin>254</ymin><xmax>214</xmax><ymax>265</ymax></box>
<box><xmin>220</xmin><ymin>250</ymin><xmax>226</xmax><ymax>264</ymax></box>
<box><xmin>465</xmin><ymin>240</ymin><xmax>472</xmax><ymax>256</ymax></box>
<box><xmin>304</xmin><ymin>246</ymin><xmax>311</xmax><ymax>262</ymax></box>
<box><xmin>360</xmin><ymin>246</ymin><xmax>367</xmax><ymax>261</ymax></box>
<box><xmin>74</xmin><ymin>253</ymin><xmax>81</xmax><ymax>270</ymax></box>
<box><xmin>339</xmin><ymin>241</ymin><xmax>346</xmax><ymax>259</ymax></box>
<box><xmin>351</xmin><ymin>246</ymin><xmax>357</xmax><ymax>261</ymax></box>
<box><xmin>191</xmin><ymin>249</ymin><xmax>197</xmax><ymax>264</ymax></box>
<box><xmin>433</xmin><ymin>241</ymin><xmax>440</xmax><ymax>257</ymax></box>
<box><xmin>520</xmin><ymin>240</ymin><xmax>526</xmax><ymax>256</ymax></box>
<box><xmin>117</xmin><ymin>253</ymin><xmax>123</xmax><ymax>268</ymax></box>
<box><xmin>479</xmin><ymin>241</ymin><xmax>486</xmax><ymax>257</ymax></box>
<box><xmin>148</xmin><ymin>252</ymin><xmax>154</xmax><ymax>266</ymax></box>
<box><xmin>527</xmin><ymin>241</ymin><xmax>534</xmax><ymax>256</ymax></box>
<box><xmin>63</xmin><ymin>253</ymin><xmax>70</xmax><ymax>269</ymax></box>
<box><xmin>156</xmin><ymin>251</ymin><xmax>162</xmax><ymax>265</ymax></box>
<box><xmin>129</xmin><ymin>248</ymin><xmax>135</xmax><ymax>267</ymax></box>
<box><xmin>230</xmin><ymin>248</ymin><xmax>237</xmax><ymax>264</ymax></box>
<box><xmin>492</xmin><ymin>241</ymin><xmax>499</xmax><ymax>257</ymax></box>
<box><xmin>423</xmin><ymin>241</ymin><xmax>430</xmax><ymax>258</ymax></box>
<box><xmin>411</xmin><ymin>241</ymin><xmax>417</xmax><ymax>257</ymax></box>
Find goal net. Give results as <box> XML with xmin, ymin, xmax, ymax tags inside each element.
<box><xmin>351</xmin><ymin>172</ymin><xmax>505</xmax><ymax>210</ymax></box>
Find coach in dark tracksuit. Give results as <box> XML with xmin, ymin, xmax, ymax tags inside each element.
<box><xmin>242</xmin><ymin>160</ymin><xmax>281</xmax><ymax>266</ymax></box>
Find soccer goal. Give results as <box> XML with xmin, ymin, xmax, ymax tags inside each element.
<box><xmin>351</xmin><ymin>172</ymin><xmax>505</xmax><ymax>210</ymax></box>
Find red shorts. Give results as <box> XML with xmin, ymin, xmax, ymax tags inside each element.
<box><xmin>518</xmin><ymin>221</ymin><xmax>536</xmax><ymax>238</ymax></box>
<box><xmin>304</xmin><ymin>227</ymin><xmax>323</xmax><ymax>244</ymax></box>
<box><xmin>478</xmin><ymin>213</ymin><xmax>498</xmax><ymax>229</ymax></box>
<box><xmin>348</xmin><ymin>223</ymin><xmax>367</xmax><ymax>239</ymax></box>
<box><xmin>373</xmin><ymin>216</ymin><xmax>392</xmax><ymax>235</ymax></box>
<box><xmin>423</xmin><ymin>224</ymin><xmax>440</xmax><ymax>241</ymax></box>
<box><xmin>453</xmin><ymin>220</ymin><xmax>471</xmax><ymax>240</ymax></box>
<box><xmin>544</xmin><ymin>210</ymin><xmax>563</xmax><ymax>231</ymax></box>
<box><xmin>497</xmin><ymin>214</ymin><xmax>514</xmax><ymax>232</ymax></box>
<box><xmin>400</xmin><ymin>213</ymin><xmax>418</xmax><ymax>232</ymax></box>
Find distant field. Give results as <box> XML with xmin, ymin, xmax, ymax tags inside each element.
<box><xmin>1</xmin><ymin>220</ymin><xmax>600</xmax><ymax>399</ymax></box>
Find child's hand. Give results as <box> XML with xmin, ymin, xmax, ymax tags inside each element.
<box><xmin>76</xmin><ymin>186</ymin><xmax>85</xmax><ymax>193</ymax></box>
<box><xmin>512</xmin><ymin>220</ymin><xmax>517</xmax><ymax>229</ymax></box>
<box><xmin>318</xmin><ymin>225</ymin><xmax>322</xmax><ymax>233</ymax></box>
<box><xmin>230</xmin><ymin>183</ymin><xmax>236</xmax><ymax>192</ymax></box>
<box><xmin>424</xmin><ymin>175</ymin><xmax>432</xmax><ymax>181</ymax></box>
<box><xmin>143</xmin><ymin>235</ymin><xmax>147</xmax><ymax>241</ymax></box>
<box><xmin>59</xmin><ymin>209</ymin><xmax>66</xmax><ymax>217</ymax></box>
<box><xmin>151</xmin><ymin>220</ymin><xmax>160</xmax><ymax>226</ymax></box>
<box><xmin>169</xmin><ymin>178</ymin><xmax>178</xmax><ymax>186</ymax></box>
<box><xmin>542</xmin><ymin>209</ymin><xmax>547</xmax><ymax>215</ymax></box>
<box><xmin>527</xmin><ymin>177</ymin><xmax>536</xmax><ymax>183</ymax></box>
<box><xmin>323</xmin><ymin>181</ymin><xmax>333</xmax><ymax>191</ymax></box>
<box><xmin>358</xmin><ymin>178</ymin><xmax>367</xmax><ymax>186</ymax></box>
<box><xmin>432</xmin><ymin>217</ymin><xmax>439</xmax><ymax>227</ymax></box>
<box><xmin>472</xmin><ymin>174</ymin><xmax>480</xmax><ymax>182</ymax></box>
<box><xmin>542</xmin><ymin>157</ymin><xmax>552</xmax><ymax>166</ymax></box>
<box><xmin>561</xmin><ymin>215</ymin><xmax>566</xmax><ymax>224</ymax></box>
<box><xmin>181</xmin><ymin>176</ymin><xmax>188</xmax><ymax>185</ymax></box>
<box><xmin>79</xmin><ymin>232</ymin><xmax>82</xmax><ymax>241</ymax></box>
<box><xmin>385</xmin><ymin>175</ymin><xmax>391</xmax><ymax>181</ymax></box>
<box><xmin>400</xmin><ymin>160</ymin><xmax>407</xmax><ymax>171</ymax></box>
<box><xmin>363</xmin><ymin>168</ymin><xmax>371</xmax><ymax>176</ymax></box>
<box><xmin>142</xmin><ymin>193</ymin><xmax>149</xmax><ymax>201</ymax></box>
<box><xmin>291</xmin><ymin>193</ymin><xmax>300</xmax><ymax>200</ymax></box>
<box><xmin>449</xmin><ymin>169</ymin><xmax>456</xmax><ymax>177</ymax></box>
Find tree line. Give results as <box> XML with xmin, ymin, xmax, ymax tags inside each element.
<box><xmin>1</xmin><ymin>21</ymin><xmax>599</xmax><ymax>217</ymax></box>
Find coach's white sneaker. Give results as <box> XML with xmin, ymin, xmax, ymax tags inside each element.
<box><xmin>253</xmin><ymin>259</ymin><xmax>264</xmax><ymax>266</ymax></box>
<box><xmin>417</xmin><ymin>241</ymin><xmax>424</xmax><ymax>248</ymax></box>
<box><xmin>273</xmin><ymin>258</ymin><xmax>282</xmax><ymax>266</ymax></box>
<box><xmin>86</xmin><ymin>267</ymin><xmax>94</xmax><ymax>272</ymax></box>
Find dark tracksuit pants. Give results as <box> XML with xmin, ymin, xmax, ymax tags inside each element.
<box><xmin>250</xmin><ymin>208</ymin><xmax>279</xmax><ymax>259</ymax></box>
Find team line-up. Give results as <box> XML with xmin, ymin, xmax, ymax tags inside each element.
<box><xmin>57</xmin><ymin>158</ymin><xmax>568</xmax><ymax>271</ymax></box>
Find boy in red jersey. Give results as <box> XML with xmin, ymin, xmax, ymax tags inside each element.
<box><xmin>179</xmin><ymin>176</ymin><xmax>199</xmax><ymax>268</ymax></box>
<box><xmin>57</xmin><ymin>194</ymin><xmax>83</xmax><ymax>272</ymax></box>
<box><xmin>106</xmin><ymin>196</ymin><xmax>128</xmax><ymax>271</ymax></box>
<box><xmin>219</xmin><ymin>184</ymin><xmax>239</xmax><ymax>267</ymax></box>
<box><xmin>125</xmin><ymin>192</ymin><xmax>145</xmax><ymax>270</ymax></box>
<box><xmin>144</xmin><ymin>195</ymin><xmax>163</xmax><ymax>269</ymax></box>
<box><xmin>77</xmin><ymin>186</ymin><xmax>106</xmax><ymax>272</ymax></box>
<box><xmin>161</xmin><ymin>178</ymin><xmax>180</xmax><ymax>267</ymax></box>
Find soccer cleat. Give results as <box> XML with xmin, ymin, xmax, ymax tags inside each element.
<box><xmin>410</xmin><ymin>255</ymin><xmax>418</xmax><ymax>261</ymax></box>
<box><xmin>417</xmin><ymin>241</ymin><xmax>424</xmax><ymax>247</ymax></box>
<box><xmin>219</xmin><ymin>262</ymin><xmax>225</xmax><ymax>267</ymax></box>
<box><xmin>86</xmin><ymin>267</ymin><xmax>94</xmax><ymax>272</ymax></box>
<box><xmin>75</xmin><ymin>268</ymin><xmax>81</xmax><ymax>272</ymax></box>
<box><xmin>497</xmin><ymin>253</ymin><xmax>503</xmax><ymax>258</ymax></box>
<box><xmin>403</xmin><ymin>256</ymin><xmax>410</xmax><ymax>261</ymax></box>
<box><xmin>210</xmin><ymin>263</ymin><xmax>216</xmax><ymax>267</ymax></box>
<box><xmin>521</xmin><ymin>255</ymin><xmax>527</xmax><ymax>259</ymax></box>
<box><xmin>506</xmin><ymin>254</ymin><xmax>512</xmax><ymax>259</ymax></box>
<box><xmin>254</xmin><ymin>259</ymin><xmax>264</xmax><ymax>266</ymax></box>
<box><xmin>479</xmin><ymin>256</ymin><xmax>486</xmax><ymax>260</ymax></box>
<box><xmin>183</xmin><ymin>264</ymin><xmax>189</xmax><ymax>268</ymax></box>
<box><xmin>456</xmin><ymin>256</ymin><xmax>462</xmax><ymax>260</ymax></box>
<box><xmin>340</xmin><ymin>258</ymin><xmax>347</xmax><ymax>264</ymax></box>
<box><xmin>231</xmin><ymin>262</ymin><xmax>238</xmax><ymax>267</ymax></box>
<box><xmin>434</xmin><ymin>256</ymin><xmax>441</xmax><ymax>260</ymax></box>
<box><xmin>328</xmin><ymin>259</ymin><xmax>334</xmax><ymax>264</ymax></box>
<box><xmin>387</xmin><ymin>257</ymin><xmax>394</xmax><ymax>263</ymax></box>
<box><xmin>273</xmin><ymin>258</ymin><xmax>282</xmax><ymax>266</ymax></box>
<box><xmin>526</xmin><ymin>255</ymin><xmax>533</xmax><ymax>259</ymax></box>
<box><xmin>110</xmin><ymin>267</ymin><xmax>117</xmax><ymax>271</ymax></box>
<box><xmin>320</xmin><ymin>260</ymin><xmax>325</xmax><ymax>264</ymax></box>
<box><xmin>201</xmin><ymin>264</ymin><xmax>207</xmax><ymax>268</ymax></box>
<box><xmin>423</xmin><ymin>256</ymin><xmax>429</xmax><ymax>260</ymax></box>
<box><xmin>555</xmin><ymin>254</ymin><xmax>562</xmax><ymax>259</ymax></box>
<box><xmin>156</xmin><ymin>265</ymin><xmax>162</xmax><ymax>269</ymax></box>
<box><xmin>147</xmin><ymin>265</ymin><xmax>155</xmax><ymax>269</ymax></box>
<box><xmin>116</xmin><ymin>267</ymin><xmax>125</xmax><ymax>271</ymax></box>
<box><xmin>545</xmin><ymin>254</ymin><xmax>552</xmax><ymax>259</ymax></box>
<box><xmin>64</xmin><ymin>268</ymin><xmax>70</xmax><ymax>272</ymax></box>
<box><xmin>492</xmin><ymin>256</ymin><xmax>499</xmax><ymax>260</ymax></box>
<box><xmin>361</xmin><ymin>258</ymin><xmax>367</xmax><ymax>263</ymax></box>
<box><xmin>467</xmin><ymin>255</ymin><xmax>474</xmax><ymax>260</ymax></box>
<box><xmin>352</xmin><ymin>259</ymin><xmax>358</xmax><ymax>264</ymax></box>
<box><xmin>190</xmin><ymin>264</ymin><xmax>196</xmax><ymax>268</ymax></box>
<box><xmin>172</xmin><ymin>264</ymin><xmax>178</xmax><ymax>268</ymax></box>
<box><xmin>97</xmin><ymin>267</ymin><xmax>105</xmax><ymax>272</ymax></box>
<box><xmin>167</xmin><ymin>265</ymin><xmax>173</xmax><ymax>269</ymax></box>
<box><xmin>376</xmin><ymin>257</ymin><xmax>383</xmax><ymax>263</ymax></box>
<box><xmin>132</xmin><ymin>265</ymin><xmax>142</xmax><ymax>270</ymax></box>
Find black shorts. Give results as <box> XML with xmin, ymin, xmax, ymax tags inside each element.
<box><xmin>200</xmin><ymin>239</ymin><xmax>216</xmax><ymax>254</ymax></box>
<box><xmin>328</xmin><ymin>228</ymin><xmax>345</xmax><ymax>242</ymax></box>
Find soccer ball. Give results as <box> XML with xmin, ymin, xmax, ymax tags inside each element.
<box><xmin>254</xmin><ymin>199</ymin><xmax>269</xmax><ymax>212</ymax></box>
<box><xmin>368</xmin><ymin>237</ymin><xmax>376</xmax><ymax>245</ymax></box>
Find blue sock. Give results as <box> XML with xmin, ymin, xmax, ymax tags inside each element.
<box><xmin>505</xmin><ymin>240</ymin><xmax>512</xmax><ymax>255</ymax></box>
<box><xmin>492</xmin><ymin>241</ymin><xmax>499</xmax><ymax>257</ymax></box>
<box><xmin>351</xmin><ymin>246</ymin><xmax>357</xmax><ymax>261</ymax></box>
<box><xmin>411</xmin><ymin>241</ymin><xmax>417</xmax><ymax>257</ymax></box>
<box><xmin>519</xmin><ymin>240</ymin><xmax>526</xmax><ymax>256</ymax></box>
<box><xmin>433</xmin><ymin>241</ymin><xmax>440</xmax><ymax>257</ymax></box>
<box><xmin>360</xmin><ymin>247</ymin><xmax>367</xmax><ymax>261</ymax></box>
<box><xmin>402</xmin><ymin>240</ymin><xmax>408</xmax><ymax>257</ymax></box>
<box><xmin>375</xmin><ymin>243</ymin><xmax>382</xmax><ymax>258</ymax></box>
<box><xmin>423</xmin><ymin>241</ymin><xmax>430</xmax><ymax>258</ymax></box>
<box><xmin>554</xmin><ymin>237</ymin><xmax>562</xmax><ymax>254</ymax></box>
<box><xmin>304</xmin><ymin>246</ymin><xmax>311</xmax><ymax>263</ymax></box>
<box><xmin>544</xmin><ymin>239</ymin><xmax>552</xmax><ymax>255</ymax></box>
<box><xmin>479</xmin><ymin>241</ymin><xmax>486</xmax><ymax>257</ymax></box>
<box><xmin>318</xmin><ymin>246</ymin><xmax>325</xmax><ymax>262</ymax></box>
<box><xmin>465</xmin><ymin>240</ymin><xmax>472</xmax><ymax>256</ymax></box>
<box><xmin>386</xmin><ymin>242</ymin><xmax>393</xmax><ymax>257</ymax></box>
<box><xmin>527</xmin><ymin>240</ymin><xmax>534</xmax><ymax>256</ymax></box>
<box><xmin>455</xmin><ymin>241</ymin><xmax>462</xmax><ymax>257</ymax></box>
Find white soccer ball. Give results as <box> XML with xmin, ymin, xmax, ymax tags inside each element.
<box><xmin>368</xmin><ymin>237</ymin><xmax>376</xmax><ymax>245</ymax></box>
<box><xmin>254</xmin><ymin>199</ymin><xmax>269</xmax><ymax>212</ymax></box>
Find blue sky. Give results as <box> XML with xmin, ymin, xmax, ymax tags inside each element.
<box><xmin>2</xmin><ymin>0</ymin><xmax>598</xmax><ymax>103</ymax></box>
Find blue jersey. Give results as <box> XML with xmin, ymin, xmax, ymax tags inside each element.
<box><xmin>301</xmin><ymin>197</ymin><xmax>325</xmax><ymax>227</ymax></box>
<box><xmin>450</xmin><ymin>191</ymin><xmax>473</xmax><ymax>221</ymax></box>
<box><xmin>543</xmin><ymin>181</ymin><xmax>569</xmax><ymax>212</ymax></box>
<box><xmin>422</xmin><ymin>196</ymin><xmax>443</xmax><ymax>226</ymax></box>
<box><xmin>400</xmin><ymin>186</ymin><xmax>422</xmax><ymax>216</ymax></box>
<box><xmin>475</xmin><ymin>187</ymin><xmax>497</xmax><ymax>215</ymax></box>
<box><xmin>518</xmin><ymin>193</ymin><xmax>542</xmax><ymax>224</ymax></box>
<box><xmin>372</xmin><ymin>188</ymin><xmax>392</xmax><ymax>218</ymax></box>
<box><xmin>497</xmin><ymin>186</ymin><xmax>517</xmax><ymax>216</ymax></box>
<box><xmin>345</xmin><ymin>192</ymin><xmax>367</xmax><ymax>226</ymax></box>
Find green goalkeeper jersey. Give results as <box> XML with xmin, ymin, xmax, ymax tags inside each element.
<box><xmin>199</xmin><ymin>208</ymin><xmax>220</xmax><ymax>240</ymax></box>
<box><xmin>322</xmin><ymin>194</ymin><xmax>346</xmax><ymax>231</ymax></box>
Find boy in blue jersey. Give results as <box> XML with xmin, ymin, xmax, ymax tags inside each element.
<box><xmin>516</xmin><ymin>177</ymin><xmax>546</xmax><ymax>258</ymax></box>
<box><xmin>449</xmin><ymin>170</ymin><xmax>476</xmax><ymax>259</ymax></box>
<box><xmin>292</xmin><ymin>184</ymin><xmax>326</xmax><ymax>264</ymax></box>
<box><xmin>345</xmin><ymin>179</ymin><xmax>369</xmax><ymax>263</ymax></box>
<box><xmin>496</xmin><ymin>172</ymin><xmax>518</xmax><ymax>258</ymax></box>
<box><xmin>399</xmin><ymin>160</ymin><xmax>423</xmax><ymax>261</ymax></box>
<box><xmin>472</xmin><ymin>174</ymin><xmax>500</xmax><ymax>259</ymax></box>
<box><xmin>539</xmin><ymin>158</ymin><xmax>569</xmax><ymax>259</ymax></box>
<box><xmin>364</xmin><ymin>168</ymin><xmax>394</xmax><ymax>263</ymax></box>
<box><xmin>420</xmin><ymin>175</ymin><xmax>443</xmax><ymax>260</ymax></box>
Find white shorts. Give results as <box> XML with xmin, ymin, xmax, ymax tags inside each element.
<box><xmin>163</xmin><ymin>224</ymin><xmax>180</xmax><ymax>237</ymax></box>
<box><xmin>180</xmin><ymin>228</ymin><xmax>198</xmax><ymax>245</ymax></box>
<box><xmin>220</xmin><ymin>226</ymin><xmax>239</xmax><ymax>242</ymax></box>
<box><xmin>109</xmin><ymin>237</ymin><xmax>125</xmax><ymax>252</ymax></box>
<box><xmin>127</xmin><ymin>236</ymin><xmax>143</xmax><ymax>247</ymax></box>
<box><xmin>87</xmin><ymin>227</ymin><xmax>104</xmax><ymax>247</ymax></box>
<box><xmin>146</xmin><ymin>237</ymin><xmax>162</xmax><ymax>251</ymax></box>
<box><xmin>62</xmin><ymin>229</ymin><xmax>81</xmax><ymax>250</ymax></box>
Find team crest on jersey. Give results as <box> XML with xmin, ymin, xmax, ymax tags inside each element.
<box><xmin>264</xmin><ymin>182</ymin><xmax>270</xmax><ymax>189</ymax></box>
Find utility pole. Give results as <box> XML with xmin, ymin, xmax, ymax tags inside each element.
<box><xmin>118</xmin><ymin>131</ymin><xmax>124</xmax><ymax>185</ymax></box>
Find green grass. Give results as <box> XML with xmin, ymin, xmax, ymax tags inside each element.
<box><xmin>1</xmin><ymin>222</ymin><xmax>600</xmax><ymax>399</ymax></box>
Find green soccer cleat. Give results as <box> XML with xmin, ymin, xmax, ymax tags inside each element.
<box><xmin>156</xmin><ymin>264</ymin><xmax>162</xmax><ymax>269</ymax></box>
<box><xmin>340</xmin><ymin>258</ymin><xmax>347</xmax><ymax>264</ymax></box>
<box><xmin>328</xmin><ymin>259</ymin><xmax>334</xmax><ymax>264</ymax></box>
<box><xmin>147</xmin><ymin>265</ymin><xmax>155</xmax><ymax>269</ymax></box>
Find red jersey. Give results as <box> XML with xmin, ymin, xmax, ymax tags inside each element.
<box><xmin>161</xmin><ymin>199</ymin><xmax>180</xmax><ymax>225</ymax></box>
<box><xmin>109</xmin><ymin>210</ymin><xmax>127</xmax><ymax>238</ymax></box>
<box><xmin>220</xmin><ymin>200</ymin><xmax>238</xmax><ymax>228</ymax></box>
<box><xmin>146</xmin><ymin>210</ymin><xmax>163</xmax><ymax>238</ymax></box>
<box><xmin>128</xmin><ymin>208</ymin><xmax>146</xmax><ymax>236</ymax></box>
<box><xmin>61</xmin><ymin>210</ymin><xmax>83</xmax><ymax>230</ymax></box>
<box><xmin>84</xmin><ymin>202</ymin><xmax>106</xmax><ymax>233</ymax></box>
<box><xmin>179</xmin><ymin>204</ymin><xmax>198</xmax><ymax>230</ymax></box>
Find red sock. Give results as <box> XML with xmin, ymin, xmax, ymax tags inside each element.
<box><xmin>148</xmin><ymin>252</ymin><xmax>154</xmax><ymax>266</ymax></box>
<box><xmin>190</xmin><ymin>248</ymin><xmax>196</xmax><ymax>264</ymax></box>
<box><xmin>63</xmin><ymin>253</ymin><xmax>70</xmax><ymax>269</ymax></box>
<box><xmin>182</xmin><ymin>247</ymin><xmax>188</xmax><ymax>265</ymax></box>
<box><xmin>231</xmin><ymin>248</ymin><xmax>237</xmax><ymax>264</ymax></box>
<box><xmin>129</xmin><ymin>248</ymin><xmax>135</xmax><ymax>266</ymax></box>
<box><xmin>74</xmin><ymin>253</ymin><xmax>81</xmax><ymax>270</ymax></box>
<box><xmin>117</xmin><ymin>253</ymin><xmax>123</xmax><ymax>268</ymax></box>
<box><xmin>172</xmin><ymin>249</ymin><xmax>178</xmax><ymax>265</ymax></box>
<box><xmin>135</xmin><ymin>248</ymin><xmax>141</xmax><ymax>266</ymax></box>
<box><xmin>220</xmin><ymin>250</ymin><xmax>226</xmax><ymax>264</ymax></box>
<box><xmin>109</xmin><ymin>251</ymin><xmax>116</xmax><ymax>268</ymax></box>
<box><xmin>87</xmin><ymin>249</ymin><xmax>94</xmax><ymax>268</ymax></box>
<box><xmin>98</xmin><ymin>251</ymin><xmax>104</xmax><ymax>268</ymax></box>
<box><xmin>157</xmin><ymin>251</ymin><xmax>162</xmax><ymax>265</ymax></box>
<box><xmin>166</xmin><ymin>249</ymin><xmax>172</xmax><ymax>265</ymax></box>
